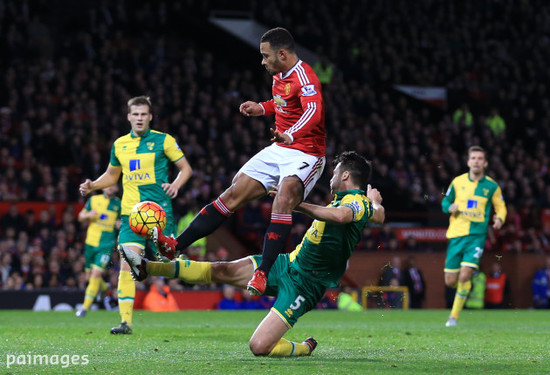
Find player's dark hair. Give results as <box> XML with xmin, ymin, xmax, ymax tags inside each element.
<box><xmin>334</xmin><ymin>151</ymin><xmax>372</xmax><ymax>190</ymax></box>
<box><xmin>467</xmin><ymin>145</ymin><xmax>486</xmax><ymax>159</ymax></box>
<box><xmin>127</xmin><ymin>96</ymin><xmax>152</xmax><ymax>113</ymax></box>
<box><xmin>261</xmin><ymin>27</ymin><xmax>296</xmax><ymax>53</ymax></box>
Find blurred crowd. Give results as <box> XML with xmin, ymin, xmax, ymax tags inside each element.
<box><xmin>1</xmin><ymin>0</ymin><xmax>550</xmax><ymax>291</ymax></box>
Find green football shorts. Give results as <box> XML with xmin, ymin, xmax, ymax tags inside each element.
<box><xmin>84</xmin><ymin>243</ymin><xmax>115</xmax><ymax>270</ymax></box>
<box><xmin>444</xmin><ymin>234</ymin><xmax>487</xmax><ymax>272</ymax></box>
<box><xmin>118</xmin><ymin>215</ymin><xmax>176</xmax><ymax>251</ymax></box>
<box><xmin>250</xmin><ymin>254</ymin><xmax>326</xmax><ymax>327</ymax></box>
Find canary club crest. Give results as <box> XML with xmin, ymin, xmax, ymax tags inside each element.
<box><xmin>147</xmin><ymin>142</ymin><xmax>155</xmax><ymax>151</ymax></box>
<box><xmin>285</xmin><ymin>83</ymin><xmax>291</xmax><ymax>95</ymax></box>
<box><xmin>483</xmin><ymin>188</ymin><xmax>489</xmax><ymax>196</ymax></box>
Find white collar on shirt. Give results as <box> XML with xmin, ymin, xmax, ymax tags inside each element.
<box><xmin>281</xmin><ymin>60</ymin><xmax>303</xmax><ymax>80</ymax></box>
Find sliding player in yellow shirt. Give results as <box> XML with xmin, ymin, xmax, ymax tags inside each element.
<box><xmin>121</xmin><ymin>151</ymin><xmax>385</xmax><ymax>357</ymax></box>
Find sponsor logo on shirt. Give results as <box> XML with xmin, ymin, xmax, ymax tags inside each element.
<box><xmin>467</xmin><ymin>200</ymin><xmax>478</xmax><ymax>209</ymax></box>
<box><xmin>125</xmin><ymin>173</ymin><xmax>151</xmax><ymax>181</ymax></box>
<box><xmin>126</xmin><ymin>159</ymin><xmax>151</xmax><ymax>181</ymax></box>
<box><xmin>99</xmin><ymin>214</ymin><xmax>108</xmax><ymax>221</ymax></box>
<box><xmin>129</xmin><ymin>159</ymin><xmax>141</xmax><ymax>171</ymax></box>
<box><xmin>301</xmin><ymin>84</ymin><xmax>317</xmax><ymax>97</ymax></box>
<box><xmin>273</xmin><ymin>94</ymin><xmax>287</xmax><ymax>107</ymax></box>
<box><xmin>459</xmin><ymin>211</ymin><xmax>482</xmax><ymax>218</ymax></box>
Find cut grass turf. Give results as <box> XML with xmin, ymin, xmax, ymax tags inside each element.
<box><xmin>0</xmin><ymin>309</ymin><xmax>548</xmax><ymax>374</ymax></box>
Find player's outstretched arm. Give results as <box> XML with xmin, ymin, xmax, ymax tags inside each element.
<box><xmin>79</xmin><ymin>165</ymin><xmax>121</xmax><ymax>196</ymax></box>
<box><xmin>367</xmin><ymin>184</ymin><xmax>385</xmax><ymax>224</ymax></box>
<box><xmin>295</xmin><ymin>203</ymin><xmax>354</xmax><ymax>224</ymax></box>
<box><xmin>239</xmin><ymin>101</ymin><xmax>264</xmax><ymax>117</ymax></box>
<box><xmin>77</xmin><ymin>208</ymin><xmax>97</xmax><ymax>223</ymax></box>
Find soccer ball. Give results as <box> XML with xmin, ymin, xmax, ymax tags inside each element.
<box><xmin>129</xmin><ymin>201</ymin><xmax>167</xmax><ymax>238</ymax></box>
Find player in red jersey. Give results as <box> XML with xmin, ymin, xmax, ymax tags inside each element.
<box><xmin>153</xmin><ymin>27</ymin><xmax>326</xmax><ymax>295</ymax></box>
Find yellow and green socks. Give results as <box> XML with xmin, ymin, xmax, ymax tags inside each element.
<box><xmin>117</xmin><ymin>270</ymin><xmax>135</xmax><ymax>326</ymax></box>
<box><xmin>450</xmin><ymin>280</ymin><xmax>472</xmax><ymax>320</ymax></box>
<box><xmin>268</xmin><ymin>338</ymin><xmax>311</xmax><ymax>357</ymax></box>
<box><xmin>147</xmin><ymin>259</ymin><xmax>212</xmax><ymax>284</ymax></box>
<box><xmin>82</xmin><ymin>276</ymin><xmax>102</xmax><ymax>311</ymax></box>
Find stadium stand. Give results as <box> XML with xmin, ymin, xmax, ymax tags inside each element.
<box><xmin>0</xmin><ymin>0</ymin><xmax>549</xmax><ymax>308</ymax></box>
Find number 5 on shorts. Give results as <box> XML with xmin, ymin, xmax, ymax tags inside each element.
<box><xmin>290</xmin><ymin>295</ymin><xmax>305</xmax><ymax>310</ymax></box>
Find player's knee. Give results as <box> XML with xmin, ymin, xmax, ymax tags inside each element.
<box><xmin>445</xmin><ymin>279</ymin><xmax>458</xmax><ymax>288</ymax></box>
<box><xmin>275</xmin><ymin>183</ymin><xmax>302</xmax><ymax>210</ymax></box>
<box><xmin>249</xmin><ymin>337</ymin><xmax>270</xmax><ymax>356</ymax></box>
<box><xmin>444</xmin><ymin>275</ymin><xmax>458</xmax><ymax>288</ymax></box>
<box><xmin>446</xmin><ymin>280</ymin><xmax>458</xmax><ymax>288</ymax></box>
<box><xmin>120</xmin><ymin>260</ymin><xmax>130</xmax><ymax>271</ymax></box>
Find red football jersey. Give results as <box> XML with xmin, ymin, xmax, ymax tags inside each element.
<box><xmin>260</xmin><ymin>60</ymin><xmax>325</xmax><ymax>157</ymax></box>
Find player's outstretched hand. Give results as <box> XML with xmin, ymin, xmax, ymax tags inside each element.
<box><xmin>79</xmin><ymin>179</ymin><xmax>93</xmax><ymax>196</ymax></box>
<box><xmin>366</xmin><ymin>184</ymin><xmax>383</xmax><ymax>204</ymax></box>
<box><xmin>162</xmin><ymin>183</ymin><xmax>178</xmax><ymax>199</ymax></box>
<box><xmin>492</xmin><ymin>214</ymin><xmax>503</xmax><ymax>230</ymax></box>
<box><xmin>449</xmin><ymin>203</ymin><xmax>459</xmax><ymax>213</ymax></box>
<box><xmin>239</xmin><ymin>101</ymin><xmax>263</xmax><ymax>117</ymax></box>
<box><xmin>270</xmin><ymin>128</ymin><xmax>292</xmax><ymax>145</ymax></box>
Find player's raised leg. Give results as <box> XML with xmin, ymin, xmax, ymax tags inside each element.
<box><xmin>120</xmin><ymin>243</ymin><xmax>254</xmax><ymax>288</ymax></box>
<box><xmin>154</xmin><ymin>173</ymin><xmax>266</xmax><ymax>258</ymax></box>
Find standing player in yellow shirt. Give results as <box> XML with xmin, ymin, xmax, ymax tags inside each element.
<box><xmin>76</xmin><ymin>185</ymin><xmax>121</xmax><ymax>317</ymax></box>
<box><xmin>79</xmin><ymin>96</ymin><xmax>192</xmax><ymax>334</ymax></box>
<box><xmin>442</xmin><ymin>146</ymin><xmax>506</xmax><ymax>327</ymax></box>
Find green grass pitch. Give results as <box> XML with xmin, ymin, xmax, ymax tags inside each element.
<box><xmin>0</xmin><ymin>309</ymin><xmax>548</xmax><ymax>374</ymax></box>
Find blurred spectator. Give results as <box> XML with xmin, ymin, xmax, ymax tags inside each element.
<box><xmin>218</xmin><ymin>284</ymin><xmax>240</xmax><ymax>310</ymax></box>
<box><xmin>485</xmin><ymin>262</ymin><xmax>511</xmax><ymax>309</ymax></box>
<box><xmin>176</xmin><ymin>203</ymin><xmax>206</xmax><ymax>257</ymax></box>
<box><xmin>0</xmin><ymin>253</ymin><xmax>13</xmax><ymax>286</ymax></box>
<box><xmin>383</xmin><ymin>277</ymin><xmax>403</xmax><ymax>309</ymax></box>
<box><xmin>1</xmin><ymin>204</ymin><xmax>25</xmax><ymax>234</ymax></box>
<box><xmin>401</xmin><ymin>256</ymin><xmax>426</xmax><ymax>309</ymax></box>
<box><xmin>378</xmin><ymin>225</ymin><xmax>397</xmax><ymax>251</ymax></box>
<box><xmin>452</xmin><ymin>104</ymin><xmax>473</xmax><ymax>128</ymax></box>
<box><xmin>465</xmin><ymin>271</ymin><xmax>486</xmax><ymax>310</ymax></box>
<box><xmin>337</xmin><ymin>286</ymin><xmax>363</xmax><ymax>311</ymax></box>
<box><xmin>402</xmin><ymin>236</ymin><xmax>425</xmax><ymax>252</ymax></box>
<box><xmin>241</xmin><ymin>291</ymin><xmax>269</xmax><ymax>310</ymax></box>
<box><xmin>380</xmin><ymin>256</ymin><xmax>402</xmax><ymax>286</ymax></box>
<box><xmin>312</xmin><ymin>55</ymin><xmax>334</xmax><ymax>85</ymax></box>
<box><xmin>532</xmin><ymin>257</ymin><xmax>550</xmax><ymax>309</ymax></box>
<box><xmin>359</xmin><ymin>227</ymin><xmax>378</xmax><ymax>251</ymax></box>
<box><xmin>486</xmin><ymin>108</ymin><xmax>506</xmax><ymax>137</ymax></box>
<box><xmin>143</xmin><ymin>277</ymin><xmax>179</xmax><ymax>312</ymax></box>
